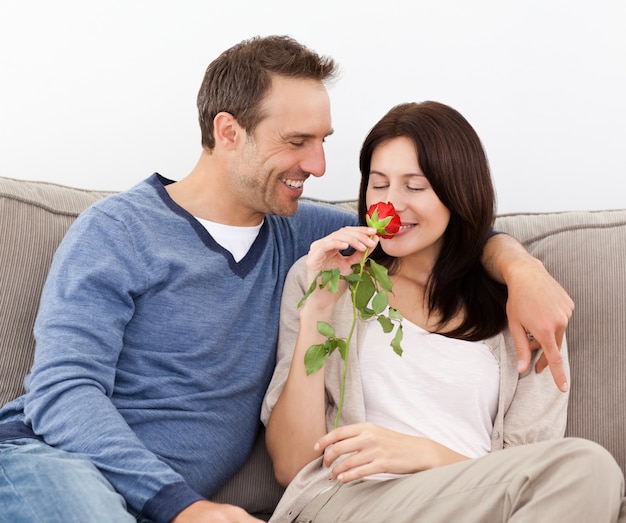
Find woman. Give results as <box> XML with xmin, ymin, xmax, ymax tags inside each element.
<box><xmin>262</xmin><ymin>101</ymin><xmax>625</xmax><ymax>522</ymax></box>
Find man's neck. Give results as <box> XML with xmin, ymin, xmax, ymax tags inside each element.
<box><xmin>165</xmin><ymin>152</ymin><xmax>264</xmax><ymax>226</ymax></box>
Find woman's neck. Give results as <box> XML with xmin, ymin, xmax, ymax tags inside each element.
<box><xmin>388</xmin><ymin>265</ymin><xmax>465</xmax><ymax>334</ymax></box>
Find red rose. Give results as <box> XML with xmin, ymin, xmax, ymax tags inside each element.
<box><xmin>366</xmin><ymin>202</ymin><xmax>401</xmax><ymax>238</ymax></box>
<box><xmin>301</xmin><ymin>201</ymin><xmax>405</xmax><ymax>429</ymax></box>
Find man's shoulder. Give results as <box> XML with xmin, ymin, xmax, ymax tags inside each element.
<box><xmin>263</xmin><ymin>201</ymin><xmax>357</xmax><ymax>260</ymax></box>
<box><xmin>87</xmin><ymin>174</ymin><xmax>163</xmax><ymax>216</ymax></box>
<box><xmin>297</xmin><ymin>198</ymin><xmax>357</xmax><ymax>214</ymax></box>
<box><xmin>291</xmin><ymin>199</ymin><xmax>358</xmax><ymax>225</ymax></box>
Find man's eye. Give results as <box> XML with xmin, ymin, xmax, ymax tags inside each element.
<box><xmin>290</xmin><ymin>142</ymin><xmax>305</xmax><ymax>147</ymax></box>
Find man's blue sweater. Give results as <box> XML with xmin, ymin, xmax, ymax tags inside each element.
<box><xmin>0</xmin><ymin>174</ymin><xmax>356</xmax><ymax>522</ymax></box>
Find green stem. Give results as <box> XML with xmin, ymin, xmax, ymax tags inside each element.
<box><xmin>334</xmin><ymin>248</ymin><xmax>369</xmax><ymax>429</ymax></box>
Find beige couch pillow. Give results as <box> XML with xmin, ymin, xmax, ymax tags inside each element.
<box><xmin>0</xmin><ymin>176</ymin><xmax>114</xmax><ymax>404</ymax></box>
<box><xmin>495</xmin><ymin>209</ymin><xmax>626</xmax><ymax>477</ymax></box>
<box><xmin>2</xmin><ymin>175</ymin><xmax>624</xmax><ymax>506</ymax></box>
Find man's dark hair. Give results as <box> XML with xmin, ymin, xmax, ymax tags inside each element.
<box><xmin>197</xmin><ymin>35</ymin><xmax>338</xmax><ymax>150</ymax></box>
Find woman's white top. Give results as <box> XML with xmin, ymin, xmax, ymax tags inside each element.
<box><xmin>359</xmin><ymin>317</ymin><xmax>500</xmax><ymax>464</ymax></box>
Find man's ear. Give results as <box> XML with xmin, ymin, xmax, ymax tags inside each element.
<box><xmin>213</xmin><ymin>112</ymin><xmax>243</xmax><ymax>150</ymax></box>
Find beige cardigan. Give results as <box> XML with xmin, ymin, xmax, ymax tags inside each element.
<box><xmin>261</xmin><ymin>256</ymin><xmax>570</xmax><ymax>523</ymax></box>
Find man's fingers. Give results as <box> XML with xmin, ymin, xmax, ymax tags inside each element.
<box><xmin>534</xmin><ymin>336</ymin><xmax>568</xmax><ymax>393</ymax></box>
<box><xmin>513</xmin><ymin>325</ymin><xmax>568</xmax><ymax>393</ymax></box>
<box><xmin>535</xmin><ymin>352</ymin><xmax>548</xmax><ymax>373</ymax></box>
<box><xmin>540</xmin><ymin>355</ymin><xmax>568</xmax><ymax>392</ymax></box>
<box><xmin>511</xmin><ymin>324</ymin><xmax>533</xmax><ymax>374</ymax></box>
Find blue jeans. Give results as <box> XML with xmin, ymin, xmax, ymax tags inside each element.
<box><xmin>0</xmin><ymin>438</ymin><xmax>141</xmax><ymax>522</ymax></box>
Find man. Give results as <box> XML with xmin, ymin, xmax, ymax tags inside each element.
<box><xmin>0</xmin><ymin>35</ymin><xmax>572</xmax><ymax>523</ymax></box>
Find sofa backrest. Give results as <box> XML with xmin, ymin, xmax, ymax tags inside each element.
<box><xmin>1</xmin><ymin>177</ymin><xmax>115</xmax><ymax>404</ymax></box>
<box><xmin>495</xmin><ymin>210</ymin><xmax>626</xmax><ymax>477</ymax></box>
<box><xmin>2</xmin><ymin>175</ymin><xmax>625</xmax><ymax>507</ymax></box>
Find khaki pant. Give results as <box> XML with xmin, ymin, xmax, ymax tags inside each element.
<box><xmin>297</xmin><ymin>438</ymin><xmax>625</xmax><ymax>523</ymax></box>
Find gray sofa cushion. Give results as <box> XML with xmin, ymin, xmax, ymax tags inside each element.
<box><xmin>495</xmin><ymin>210</ymin><xmax>626</xmax><ymax>476</ymax></box>
<box><xmin>1</xmin><ymin>175</ymin><xmax>625</xmax><ymax>515</ymax></box>
<box><xmin>0</xmin><ymin>177</ymin><xmax>115</xmax><ymax>405</ymax></box>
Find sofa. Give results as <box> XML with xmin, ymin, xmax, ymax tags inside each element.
<box><xmin>1</xmin><ymin>174</ymin><xmax>625</xmax><ymax>518</ymax></box>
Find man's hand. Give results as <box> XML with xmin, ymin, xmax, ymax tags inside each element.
<box><xmin>506</xmin><ymin>256</ymin><xmax>573</xmax><ymax>392</ymax></box>
<box><xmin>171</xmin><ymin>500</ymin><xmax>264</xmax><ymax>523</ymax></box>
<box><xmin>482</xmin><ymin>233</ymin><xmax>574</xmax><ymax>392</ymax></box>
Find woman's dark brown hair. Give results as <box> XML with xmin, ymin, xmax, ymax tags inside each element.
<box><xmin>358</xmin><ymin>101</ymin><xmax>507</xmax><ymax>341</ymax></box>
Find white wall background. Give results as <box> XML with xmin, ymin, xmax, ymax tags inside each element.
<box><xmin>1</xmin><ymin>0</ymin><xmax>624</xmax><ymax>213</ymax></box>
